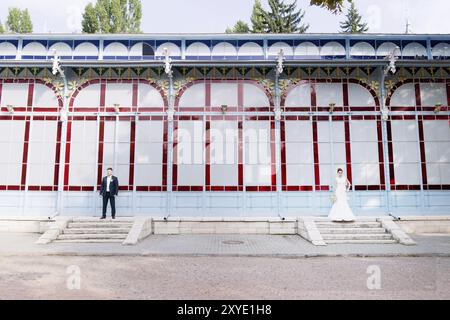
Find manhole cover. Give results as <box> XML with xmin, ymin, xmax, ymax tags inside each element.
<box><xmin>222</xmin><ymin>240</ymin><xmax>244</xmax><ymax>245</ymax></box>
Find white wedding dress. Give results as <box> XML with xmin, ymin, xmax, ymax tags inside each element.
<box><xmin>328</xmin><ymin>176</ymin><xmax>355</xmax><ymax>222</ymax></box>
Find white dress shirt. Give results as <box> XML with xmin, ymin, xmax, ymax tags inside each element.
<box><xmin>106</xmin><ymin>176</ymin><xmax>112</xmax><ymax>192</ymax></box>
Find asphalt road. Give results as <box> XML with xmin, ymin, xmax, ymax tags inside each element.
<box><xmin>0</xmin><ymin>256</ymin><xmax>449</xmax><ymax>300</ymax></box>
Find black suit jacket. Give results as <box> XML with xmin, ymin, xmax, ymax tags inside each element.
<box><xmin>100</xmin><ymin>176</ymin><xmax>119</xmax><ymax>196</ymax></box>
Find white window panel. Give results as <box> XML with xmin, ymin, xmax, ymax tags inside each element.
<box><xmin>285</xmin><ymin>84</ymin><xmax>311</xmax><ymax>107</ymax></box>
<box><xmin>211</xmin><ymin>83</ymin><xmax>238</xmax><ymax>106</ymax></box>
<box><xmin>286</xmin><ymin>164</ymin><xmax>314</xmax><ymax>186</ymax></box>
<box><xmin>244</xmin><ymin>165</ymin><xmax>272</xmax><ymax>185</ymax></box>
<box><xmin>285</xmin><ymin>121</ymin><xmax>312</xmax><ymax>142</ymax></box>
<box><xmin>138</xmin><ymin>84</ymin><xmax>165</xmax><ymax>107</ymax></box>
<box><xmin>285</xmin><ymin>143</ymin><xmax>313</xmax><ymax>164</ymax></box>
<box><xmin>210</xmin><ymin>121</ymin><xmax>238</xmax><ymax>165</ymax></box>
<box><xmin>105</xmin><ymin>83</ymin><xmax>132</xmax><ymax>107</ymax></box>
<box><xmin>420</xmin><ymin>83</ymin><xmax>447</xmax><ymax>106</ymax></box>
<box><xmin>316</xmin><ymin>83</ymin><xmax>343</xmax><ymax>106</ymax></box>
<box><xmin>177</xmin><ymin>164</ymin><xmax>204</xmax><ymax>186</ymax></box>
<box><xmin>73</xmin><ymin>84</ymin><xmax>101</xmax><ymax>108</ymax></box>
<box><xmin>134</xmin><ymin>164</ymin><xmax>162</xmax><ymax>186</ymax></box>
<box><xmin>317</xmin><ymin>121</ymin><xmax>345</xmax><ymax>143</ymax></box>
<box><xmin>351</xmin><ymin>121</ymin><xmax>377</xmax><ymax>142</ymax></box>
<box><xmin>391</xmin><ymin>120</ymin><xmax>418</xmax><ymax>141</ymax></box>
<box><xmin>33</xmin><ymin>84</ymin><xmax>59</xmax><ymax>107</ymax></box>
<box><xmin>177</xmin><ymin>121</ymin><xmax>203</xmax><ymax>142</ymax></box>
<box><xmin>135</xmin><ymin>142</ymin><xmax>163</xmax><ymax>164</ymax></box>
<box><xmin>392</xmin><ymin>142</ymin><xmax>420</xmax><ymax>163</ymax></box>
<box><xmin>135</xmin><ymin>121</ymin><xmax>164</xmax><ymax>143</ymax></box>
<box><xmin>69</xmin><ymin>121</ymin><xmax>98</xmax><ymax>186</ymax></box>
<box><xmin>210</xmin><ymin>164</ymin><xmax>238</xmax><ymax>186</ymax></box>
<box><xmin>69</xmin><ymin>164</ymin><xmax>96</xmax><ymax>186</ymax></box>
<box><xmin>390</xmin><ymin>83</ymin><xmax>416</xmax><ymax>106</ymax></box>
<box><xmin>423</xmin><ymin>120</ymin><xmax>450</xmax><ymax>142</ymax></box>
<box><xmin>179</xmin><ymin>83</ymin><xmax>205</xmax><ymax>107</ymax></box>
<box><xmin>348</xmin><ymin>84</ymin><xmax>375</xmax><ymax>107</ymax></box>
<box><xmin>1</xmin><ymin>83</ymin><xmax>29</xmax><ymax>107</ymax></box>
<box><xmin>243</xmin><ymin>83</ymin><xmax>270</xmax><ymax>107</ymax></box>
<box><xmin>394</xmin><ymin>163</ymin><xmax>421</xmax><ymax>185</ymax></box>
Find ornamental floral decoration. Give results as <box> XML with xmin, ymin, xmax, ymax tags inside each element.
<box><xmin>174</xmin><ymin>77</ymin><xmax>196</xmax><ymax>95</ymax></box>
<box><xmin>257</xmin><ymin>78</ymin><xmax>275</xmax><ymax>95</ymax></box>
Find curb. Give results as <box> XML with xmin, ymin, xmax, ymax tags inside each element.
<box><xmin>1</xmin><ymin>252</ymin><xmax>450</xmax><ymax>259</ymax></box>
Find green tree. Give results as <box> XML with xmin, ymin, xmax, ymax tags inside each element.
<box><xmin>226</xmin><ymin>20</ymin><xmax>251</xmax><ymax>34</ymax></box>
<box><xmin>5</xmin><ymin>7</ymin><xmax>33</xmax><ymax>33</ymax></box>
<box><xmin>310</xmin><ymin>0</ymin><xmax>351</xmax><ymax>13</ymax></box>
<box><xmin>340</xmin><ymin>2</ymin><xmax>368</xmax><ymax>33</ymax></box>
<box><xmin>19</xmin><ymin>9</ymin><xmax>33</xmax><ymax>33</ymax></box>
<box><xmin>82</xmin><ymin>3</ymin><xmax>100</xmax><ymax>33</ymax></box>
<box><xmin>82</xmin><ymin>0</ymin><xmax>142</xmax><ymax>33</ymax></box>
<box><xmin>0</xmin><ymin>21</ymin><xmax>4</xmax><ymax>34</ymax></box>
<box><xmin>262</xmin><ymin>0</ymin><xmax>309</xmax><ymax>33</ymax></box>
<box><xmin>250</xmin><ymin>0</ymin><xmax>266</xmax><ymax>33</ymax></box>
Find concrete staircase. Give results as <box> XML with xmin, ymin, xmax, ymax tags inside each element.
<box><xmin>315</xmin><ymin>219</ymin><xmax>398</xmax><ymax>244</ymax></box>
<box><xmin>54</xmin><ymin>218</ymin><xmax>134</xmax><ymax>243</ymax></box>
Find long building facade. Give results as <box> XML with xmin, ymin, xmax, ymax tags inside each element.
<box><xmin>0</xmin><ymin>33</ymin><xmax>449</xmax><ymax>217</ymax></box>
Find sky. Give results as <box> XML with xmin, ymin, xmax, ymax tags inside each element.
<box><xmin>0</xmin><ymin>0</ymin><xmax>449</xmax><ymax>34</ymax></box>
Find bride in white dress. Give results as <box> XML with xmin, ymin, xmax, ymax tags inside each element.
<box><xmin>328</xmin><ymin>168</ymin><xmax>355</xmax><ymax>222</ymax></box>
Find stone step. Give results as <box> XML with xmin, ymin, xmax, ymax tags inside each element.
<box><xmin>63</xmin><ymin>228</ymin><xmax>130</xmax><ymax>235</ymax></box>
<box><xmin>326</xmin><ymin>239</ymin><xmax>398</xmax><ymax>244</ymax></box>
<box><xmin>54</xmin><ymin>239</ymin><xmax>124</xmax><ymax>243</ymax></box>
<box><xmin>315</xmin><ymin>222</ymin><xmax>381</xmax><ymax>228</ymax></box>
<box><xmin>68</xmin><ymin>222</ymin><xmax>133</xmax><ymax>229</ymax></box>
<box><xmin>322</xmin><ymin>234</ymin><xmax>394</xmax><ymax>241</ymax></box>
<box><xmin>58</xmin><ymin>234</ymin><xmax>127</xmax><ymax>240</ymax></box>
<box><xmin>319</xmin><ymin>228</ymin><xmax>388</xmax><ymax>234</ymax></box>
<box><xmin>72</xmin><ymin>218</ymin><xmax>135</xmax><ymax>223</ymax></box>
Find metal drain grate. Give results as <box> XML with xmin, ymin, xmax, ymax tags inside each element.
<box><xmin>222</xmin><ymin>240</ymin><xmax>244</xmax><ymax>245</ymax></box>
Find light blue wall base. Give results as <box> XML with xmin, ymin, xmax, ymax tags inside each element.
<box><xmin>1</xmin><ymin>191</ymin><xmax>450</xmax><ymax>217</ymax></box>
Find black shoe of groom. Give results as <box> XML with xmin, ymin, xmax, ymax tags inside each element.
<box><xmin>100</xmin><ymin>216</ymin><xmax>106</xmax><ymax>220</ymax></box>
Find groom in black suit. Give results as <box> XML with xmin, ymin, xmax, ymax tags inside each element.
<box><xmin>100</xmin><ymin>168</ymin><xmax>119</xmax><ymax>219</ymax></box>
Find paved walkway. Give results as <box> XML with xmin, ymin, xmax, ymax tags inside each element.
<box><xmin>1</xmin><ymin>233</ymin><xmax>449</xmax><ymax>257</ymax></box>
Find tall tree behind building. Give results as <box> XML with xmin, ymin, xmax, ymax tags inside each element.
<box><xmin>0</xmin><ymin>21</ymin><xmax>4</xmax><ymax>34</ymax></box>
<box><xmin>226</xmin><ymin>20</ymin><xmax>251</xmax><ymax>34</ymax></box>
<box><xmin>261</xmin><ymin>0</ymin><xmax>309</xmax><ymax>33</ymax></box>
<box><xmin>5</xmin><ymin>8</ymin><xmax>33</xmax><ymax>33</ymax></box>
<box><xmin>340</xmin><ymin>2</ymin><xmax>368</xmax><ymax>33</ymax></box>
<box><xmin>310</xmin><ymin>0</ymin><xmax>350</xmax><ymax>13</ymax></box>
<box><xmin>226</xmin><ymin>0</ymin><xmax>308</xmax><ymax>34</ymax></box>
<box><xmin>82</xmin><ymin>0</ymin><xmax>142</xmax><ymax>33</ymax></box>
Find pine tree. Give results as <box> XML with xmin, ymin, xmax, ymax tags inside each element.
<box><xmin>250</xmin><ymin>0</ymin><xmax>266</xmax><ymax>33</ymax></box>
<box><xmin>310</xmin><ymin>0</ymin><xmax>348</xmax><ymax>13</ymax></box>
<box><xmin>340</xmin><ymin>2</ymin><xmax>368</xmax><ymax>33</ymax></box>
<box><xmin>262</xmin><ymin>0</ymin><xmax>309</xmax><ymax>33</ymax></box>
<box><xmin>226</xmin><ymin>20</ymin><xmax>251</xmax><ymax>34</ymax></box>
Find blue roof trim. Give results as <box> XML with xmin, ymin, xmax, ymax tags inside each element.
<box><xmin>237</xmin><ymin>40</ymin><xmax>264</xmax><ymax>46</ymax></box>
<box><xmin>104</xmin><ymin>40</ymin><xmax>130</xmax><ymax>48</ymax></box>
<box><xmin>155</xmin><ymin>40</ymin><xmax>182</xmax><ymax>47</ymax></box>
<box><xmin>211</xmin><ymin>40</ymin><xmax>238</xmax><ymax>46</ymax></box>
<box><xmin>186</xmin><ymin>40</ymin><xmax>211</xmax><ymax>47</ymax></box>
<box><xmin>0</xmin><ymin>40</ymin><xmax>19</xmax><ymax>47</ymax></box>
<box><xmin>48</xmin><ymin>40</ymin><xmax>74</xmax><ymax>48</ymax></box>
<box><xmin>74</xmin><ymin>40</ymin><xmax>100</xmax><ymax>47</ymax></box>
<box><xmin>23</xmin><ymin>39</ymin><xmax>48</xmax><ymax>47</ymax></box>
